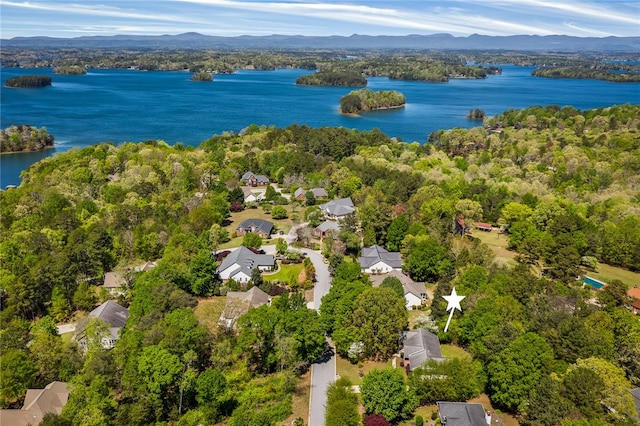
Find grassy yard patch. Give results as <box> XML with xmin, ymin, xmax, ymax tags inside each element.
<box><xmin>194</xmin><ymin>297</ymin><xmax>227</xmax><ymax>334</ymax></box>
<box><xmin>280</xmin><ymin>370</ymin><xmax>311</xmax><ymax>426</ymax></box>
<box><xmin>441</xmin><ymin>344</ymin><xmax>470</xmax><ymax>359</ymax></box>
<box><xmin>264</xmin><ymin>263</ymin><xmax>304</xmax><ymax>283</ymax></box>
<box><xmin>472</xmin><ymin>230</ymin><xmax>517</xmax><ymax>266</ymax></box>
<box><xmin>336</xmin><ymin>355</ymin><xmax>393</xmax><ymax>386</ymax></box>
<box><xmin>397</xmin><ymin>405</ymin><xmax>438</xmax><ymax>426</ymax></box>
<box><xmin>589</xmin><ymin>263</ymin><xmax>640</xmax><ymax>290</ymax></box>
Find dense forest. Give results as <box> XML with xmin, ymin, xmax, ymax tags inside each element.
<box><xmin>52</xmin><ymin>65</ymin><xmax>86</xmax><ymax>75</ymax></box>
<box><xmin>5</xmin><ymin>75</ymin><xmax>52</xmax><ymax>88</ymax></box>
<box><xmin>1</xmin><ymin>104</ymin><xmax>639</xmax><ymax>425</ymax></box>
<box><xmin>532</xmin><ymin>67</ymin><xmax>640</xmax><ymax>82</ymax></box>
<box><xmin>340</xmin><ymin>89</ymin><xmax>406</xmax><ymax>113</ymax></box>
<box><xmin>296</xmin><ymin>70</ymin><xmax>367</xmax><ymax>86</ymax></box>
<box><xmin>190</xmin><ymin>72</ymin><xmax>213</xmax><ymax>82</ymax></box>
<box><xmin>0</xmin><ymin>125</ymin><xmax>55</xmax><ymax>153</ymax></box>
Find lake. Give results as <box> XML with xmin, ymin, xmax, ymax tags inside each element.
<box><xmin>1</xmin><ymin>66</ymin><xmax>639</xmax><ymax>187</ymax></box>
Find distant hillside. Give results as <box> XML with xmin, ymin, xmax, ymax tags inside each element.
<box><xmin>2</xmin><ymin>32</ymin><xmax>639</xmax><ymax>52</ymax></box>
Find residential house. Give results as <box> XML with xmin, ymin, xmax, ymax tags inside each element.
<box><xmin>0</xmin><ymin>381</ymin><xmax>70</xmax><ymax>426</ymax></box>
<box><xmin>475</xmin><ymin>222</ymin><xmax>492</xmax><ymax>232</ymax></box>
<box><xmin>370</xmin><ymin>270</ymin><xmax>427</xmax><ymax>310</ymax></box>
<box><xmin>627</xmin><ymin>287</ymin><xmax>640</xmax><ymax>315</ymax></box>
<box><xmin>219</xmin><ymin>286</ymin><xmax>271</xmax><ymax>329</ymax></box>
<box><xmin>294</xmin><ymin>187</ymin><xmax>329</xmax><ymax>201</ymax></box>
<box><xmin>358</xmin><ymin>245</ymin><xmax>402</xmax><ymax>274</ymax></box>
<box><xmin>133</xmin><ymin>260</ymin><xmax>158</xmax><ymax>272</ymax></box>
<box><xmin>400</xmin><ymin>329</ymin><xmax>444</xmax><ymax>372</ymax></box>
<box><xmin>243</xmin><ymin>187</ymin><xmax>264</xmax><ymax>203</ymax></box>
<box><xmin>436</xmin><ymin>402</ymin><xmax>492</xmax><ymax>426</ymax></box>
<box><xmin>314</xmin><ymin>220</ymin><xmax>341</xmax><ymax>239</ymax></box>
<box><xmin>236</xmin><ymin>218</ymin><xmax>274</xmax><ymax>238</ymax></box>
<box><xmin>101</xmin><ymin>271</ymin><xmax>126</xmax><ymax>296</ymax></box>
<box><xmin>319</xmin><ymin>197</ymin><xmax>355</xmax><ymax>220</ymax></box>
<box><xmin>217</xmin><ymin>246</ymin><xmax>275</xmax><ymax>284</ymax></box>
<box><xmin>75</xmin><ymin>300</ymin><xmax>129</xmax><ymax>350</ymax></box>
<box><xmin>242</xmin><ymin>171</ymin><xmax>270</xmax><ymax>187</ymax></box>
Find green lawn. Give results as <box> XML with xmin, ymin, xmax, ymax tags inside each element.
<box><xmin>335</xmin><ymin>355</ymin><xmax>392</xmax><ymax>385</ymax></box>
<box><xmin>588</xmin><ymin>263</ymin><xmax>640</xmax><ymax>290</ymax></box>
<box><xmin>474</xmin><ymin>229</ymin><xmax>640</xmax><ymax>289</ymax></box>
<box><xmin>219</xmin><ymin>205</ymin><xmax>300</xmax><ymax>250</ymax></box>
<box><xmin>441</xmin><ymin>344</ymin><xmax>471</xmax><ymax>359</ymax></box>
<box><xmin>264</xmin><ymin>263</ymin><xmax>304</xmax><ymax>284</ymax></box>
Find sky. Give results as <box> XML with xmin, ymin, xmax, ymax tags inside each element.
<box><xmin>1</xmin><ymin>0</ymin><xmax>639</xmax><ymax>39</ymax></box>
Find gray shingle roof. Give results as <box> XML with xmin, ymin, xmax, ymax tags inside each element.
<box><xmin>316</xmin><ymin>220</ymin><xmax>341</xmax><ymax>233</ymax></box>
<box><xmin>437</xmin><ymin>402</ymin><xmax>488</xmax><ymax>426</ymax></box>
<box><xmin>358</xmin><ymin>245</ymin><xmax>402</xmax><ymax>269</ymax></box>
<box><xmin>227</xmin><ymin>286</ymin><xmax>270</xmax><ymax>307</ymax></box>
<box><xmin>0</xmin><ymin>381</ymin><xmax>70</xmax><ymax>426</ymax></box>
<box><xmin>90</xmin><ymin>300</ymin><xmax>129</xmax><ymax>329</ymax></box>
<box><xmin>402</xmin><ymin>329</ymin><xmax>444</xmax><ymax>371</ymax></box>
<box><xmin>319</xmin><ymin>197</ymin><xmax>354</xmax><ymax>217</ymax></box>
<box><xmin>237</xmin><ymin>218</ymin><xmax>274</xmax><ymax>236</ymax></box>
<box><xmin>218</xmin><ymin>246</ymin><xmax>275</xmax><ymax>277</ymax></box>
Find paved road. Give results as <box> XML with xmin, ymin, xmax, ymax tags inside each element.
<box><xmin>299</xmin><ymin>247</ymin><xmax>335</xmax><ymax>426</ymax></box>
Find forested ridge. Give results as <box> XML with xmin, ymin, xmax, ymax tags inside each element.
<box><xmin>1</xmin><ymin>104</ymin><xmax>639</xmax><ymax>425</ymax></box>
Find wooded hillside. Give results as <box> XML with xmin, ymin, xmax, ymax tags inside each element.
<box><xmin>1</xmin><ymin>104</ymin><xmax>639</xmax><ymax>425</ymax></box>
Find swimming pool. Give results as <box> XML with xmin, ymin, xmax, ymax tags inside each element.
<box><xmin>582</xmin><ymin>276</ymin><xmax>606</xmax><ymax>289</ymax></box>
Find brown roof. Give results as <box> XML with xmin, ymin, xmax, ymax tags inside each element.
<box><xmin>627</xmin><ymin>287</ymin><xmax>640</xmax><ymax>300</ymax></box>
<box><xmin>476</xmin><ymin>222</ymin><xmax>492</xmax><ymax>229</ymax></box>
<box><xmin>0</xmin><ymin>381</ymin><xmax>70</xmax><ymax>426</ymax></box>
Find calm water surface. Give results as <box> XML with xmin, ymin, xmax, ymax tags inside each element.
<box><xmin>1</xmin><ymin>66</ymin><xmax>639</xmax><ymax>186</ymax></box>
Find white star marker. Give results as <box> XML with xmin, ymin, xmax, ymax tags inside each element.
<box><xmin>442</xmin><ymin>287</ymin><xmax>465</xmax><ymax>332</ymax></box>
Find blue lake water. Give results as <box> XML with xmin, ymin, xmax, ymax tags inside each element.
<box><xmin>1</xmin><ymin>66</ymin><xmax>639</xmax><ymax>187</ymax></box>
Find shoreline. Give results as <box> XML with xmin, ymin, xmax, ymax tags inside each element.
<box><xmin>340</xmin><ymin>103</ymin><xmax>406</xmax><ymax>115</ymax></box>
<box><xmin>0</xmin><ymin>145</ymin><xmax>55</xmax><ymax>155</ymax></box>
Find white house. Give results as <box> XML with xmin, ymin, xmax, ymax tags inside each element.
<box><xmin>217</xmin><ymin>246</ymin><xmax>275</xmax><ymax>283</ymax></box>
<box><xmin>243</xmin><ymin>187</ymin><xmax>264</xmax><ymax>203</ymax></box>
<box><xmin>358</xmin><ymin>245</ymin><xmax>402</xmax><ymax>274</ymax></box>
<box><xmin>370</xmin><ymin>270</ymin><xmax>427</xmax><ymax>310</ymax></box>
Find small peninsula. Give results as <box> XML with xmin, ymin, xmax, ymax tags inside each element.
<box><xmin>1</xmin><ymin>125</ymin><xmax>55</xmax><ymax>153</ymax></box>
<box><xmin>53</xmin><ymin>65</ymin><xmax>87</xmax><ymax>75</ymax></box>
<box><xmin>5</xmin><ymin>75</ymin><xmax>52</xmax><ymax>88</ymax></box>
<box><xmin>296</xmin><ymin>70</ymin><xmax>367</xmax><ymax>86</ymax></box>
<box><xmin>532</xmin><ymin>67</ymin><xmax>640</xmax><ymax>82</ymax></box>
<box><xmin>190</xmin><ymin>71</ymin><xmax>213</xmax><ymax>81</ymax></box>
<box><xmin>340</xmin><ymin>88</ymin><xmax>406</xmax><ymax>114</ymax></box>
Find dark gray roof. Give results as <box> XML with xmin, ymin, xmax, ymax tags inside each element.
<box><xmin>402</xmin><ymin>329</ymin><xmax>444</xmax><ymax>371</ymax></box>
<box><xmin>218</xmin><ymin>246</ymin><xmax>275</xmax><ymax>277</ymax></box>
<box><xmin>358</xmin><ymin>245</ymin><xmax>402</xmax><ymax>269</ymax></box>
<box><xmin>237</xmin><ymin>218</ymin><xmax>274</xmax><ymax>235</ymax></box>
<box><xmin>437</xmin><ymin>402</ymin><xmax>488</xmax><ymax>426</ymax></box>
<box><xmin>241</xmin><ymin>171</ymin><xmax>269</xmax><ymax>183</ymax></box>
<box><xmin>90</xmin><ymin>300</ymin><xmax>129</xmax><ymax>328</ymax></box>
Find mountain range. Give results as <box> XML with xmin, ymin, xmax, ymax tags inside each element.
<box><xmin>2</xmin><ymin>32</ymin><xmax>639</xmax><ymax>51</ymax></box>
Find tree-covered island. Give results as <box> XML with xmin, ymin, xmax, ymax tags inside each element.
<box><xmin>53</xmin><ymin>65</ymin><xmax>87</xmax><ymax>75</ymax></box>
<box><xmin>532</xmin><ymin>66</ymin><xmax>640</xmax><ymax>82</ymax></box>
<box><xmin>190</xmin><ymin>71</ymin><xmax>213</xmax><ymax>81</ymax></box>
<box><xmin>0</xmin><ymin>125</ymin><xmax>55</xmax><ymax>153</ymax></box>
<box><xmin>340</xmin><ymin>88</ymin><xmax>406</xmax><ymax>113</ymax></box>
<box><xmin>296</xmin><ymin>70</ymin><xmax>367</xmax><ymax>86</ymax></box>
<box><xmin>5</xmin><ymin>75</ymin><xmax>52</xmax><ymax>88</ymax></box>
